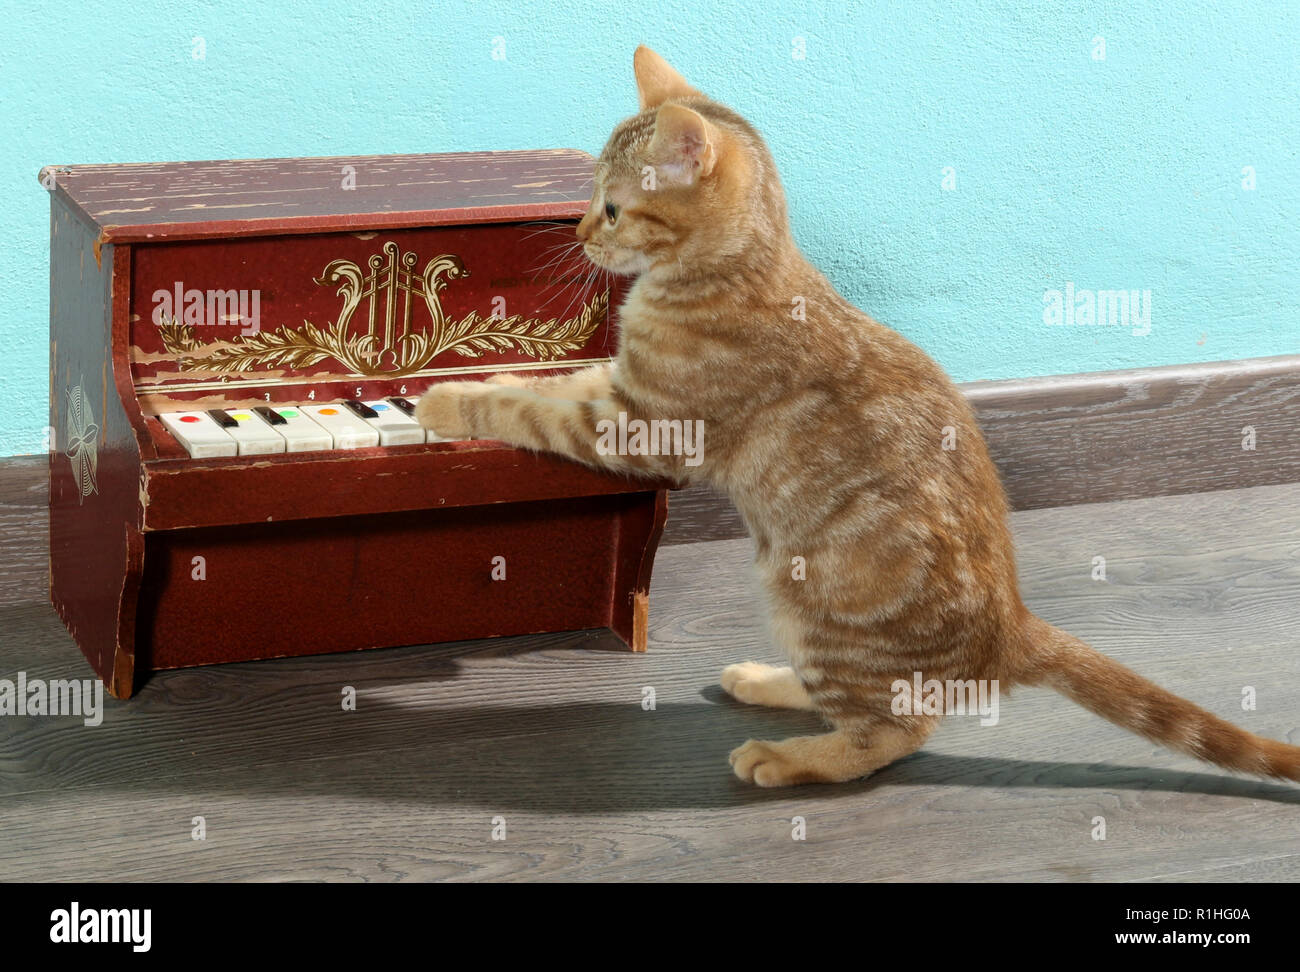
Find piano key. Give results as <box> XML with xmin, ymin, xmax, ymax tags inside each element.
<box><xmin>159</xmin><ymin>411</ymin><xmax>238</xmax><ymax>458</ymax></box>
<box><xmin>300</xmin><ymin>404</ymin><xmax>380</xmax><ymax>449</ymax></box>
<box><xmin>386</xmin><ymin>396</ymin><xmax>415</xmax><ymax>417</ymax></box>
<box><xmin>262</xmin><ymin>407</ymin><xmax>333</xmax><ymax>453</ymax></box>
<box><xmin>360</xmin><ymin>399</ymin><xmax>426</xmax><ymax>446</ymax></box>
<box><xmin>222</xmin><ymin>409</ymin><xmax>287</xmax><ymax>455</ymax></box>
<box><xmin>400</xmin><ymin>397</ymin><xmax>458</xmax><ymax>443</ymax></box>
<box><xmin>343</xmin><ymin>399</ymin><xmax>379</xmax><ymax>419</ymax></box>
<box><xmin>253</xmin><ymin>405</ymin><xmax>287</xmax><ymax>426</ymax></box>
<box><xmin>207</xmin><ymin>408</ymin><xmax>237</xmax><ymax>429</ymax></box>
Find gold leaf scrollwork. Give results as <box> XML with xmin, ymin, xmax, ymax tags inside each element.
<box><xmin>157</xmin><ymin>243</ymin><xmax>604</xmax><ymax>378</ymax></box>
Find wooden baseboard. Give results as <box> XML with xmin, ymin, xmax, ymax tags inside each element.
<box><xmin>661</xmin><ymin>353</ymin><xmax>1300</xmax><ymax>545</ymax></box>
<box><xmin>6</xmin><ymin>354</ymin><xmax>1299</xmax><ymax>550</ymax></box>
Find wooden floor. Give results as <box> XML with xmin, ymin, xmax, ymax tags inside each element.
<box><xmin>3</xmin><ymin>478</ymin><xmax>1300</xmax><ymax>882</ymax></box>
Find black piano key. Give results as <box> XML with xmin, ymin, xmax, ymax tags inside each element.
<box><xmin>207</xmin><ymin>408</ymin><xmax>237</xmax><ymax>428</ymax></box>
<box><xmin>254</xmin><ymin>405</ymin><xmax>287</xmax><ymax>426</ymax></box>
<box><xmin>343</xmin><ymin>399</ymin><xmax>378</xmax><ymax>419</ymax></box>
<box><xmin>387</xmin><ymin>396</ymin><xmax>416</xmax><ymax>416</ymax></box>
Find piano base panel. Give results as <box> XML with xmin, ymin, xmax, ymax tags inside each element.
<box><xmin>64</xmin><ymin>489</ymin><xmax>667</xmax><ymax>697</ymax></box>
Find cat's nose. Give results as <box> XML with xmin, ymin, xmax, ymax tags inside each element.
<box><xmin>575</xmin><ymin>218</ymin><xmax>591</xmax><ymax>242</ymax></box>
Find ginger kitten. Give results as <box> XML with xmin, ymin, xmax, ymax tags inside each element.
<box><xmin>416</xmin><ymin>46</ymin><xmax>1300</xmax><ymax>787</ymax></box>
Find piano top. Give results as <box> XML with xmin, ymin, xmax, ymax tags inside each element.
<box><xmin>39</xmin><ymin>149</ymin><xmax>597</xmax><ymax>244</ymax></box>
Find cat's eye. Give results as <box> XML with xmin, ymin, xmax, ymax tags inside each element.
<box><xmin>604</xmin><ymin>202</ymin><xmax>618</xmax><ymax>224</ymax></box>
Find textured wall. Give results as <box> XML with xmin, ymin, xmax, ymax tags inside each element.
<box><xmin>3</xmin><ymin>0</ymin><xmax>1297</xmax><ymax>455</ymax></box>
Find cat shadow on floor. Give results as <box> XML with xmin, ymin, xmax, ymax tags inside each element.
<box><xmin>9</xmin><ymin>639</ymin><xmax>1300</xmax><ymax>814</ymax></box>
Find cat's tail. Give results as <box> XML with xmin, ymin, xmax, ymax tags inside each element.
<box><xmin>1019</xmin><ymin>614</ymin><xmax>1300</xmax><ymax>783</ymax></box>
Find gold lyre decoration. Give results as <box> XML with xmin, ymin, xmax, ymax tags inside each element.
<box><xmin>157</xmin><ymin>241</ymin><xmax>606</xmax><ymax>378</ymax></box>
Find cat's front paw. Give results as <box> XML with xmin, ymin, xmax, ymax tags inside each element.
<box><xmin>415</xmin><ymin>382</ymin><xmax>480</xmax><ymax>439</ymax></box>
<box><xmin>484</xmin><ymin>372</ymin><xmax>531</xmax><ymax>388</ymax></box>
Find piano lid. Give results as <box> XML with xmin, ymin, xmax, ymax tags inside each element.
<box><xmin>37</xmin><ymin>149</ymin><xmax>597</xmax><ymax>245</ymax></box>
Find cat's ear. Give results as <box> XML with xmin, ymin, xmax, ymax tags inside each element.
<box><xmin>646</xmin><ymin>103</ymin><xmax>717</xmax><ymax>186</ymax></box>
<box><xmin>634</xmin><ymin>45</ymin><xmax>702</xmax><ymax>110</ymax></box>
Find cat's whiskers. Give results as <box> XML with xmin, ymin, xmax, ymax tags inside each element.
<box><xmin>528</xmin><ymin>241</ymin><xmax>590</xmax><ymax>315</ymax></box>
<box><xmin>519</xmin><ymin>220</ymin><xmax>576</xmax><ymax>242</ymax></box>
<box><xmin>533</xmin><ymin>243</ymin><xmax>598</xmax><ymax>317</ymax></box>
<box><xmin>527</xmin><ymin>239</ymin><xmax>585</xmax><ymax>280</ymax></box>
<box><xmin>551</xmin><ymin>258</ymin><xmax>602</xmax><ymax>328</ymax></box>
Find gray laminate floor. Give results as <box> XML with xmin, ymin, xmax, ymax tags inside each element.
<box><xmin>2</xmin><ymin>480</ymin><xmax>1299</xmax><ymax>881</ymax></box>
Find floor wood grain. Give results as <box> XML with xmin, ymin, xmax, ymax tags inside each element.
<box><xmin>2</xmin><ymin>479</ymin><xmax>1299</xmax><ymax>881</ymax></box>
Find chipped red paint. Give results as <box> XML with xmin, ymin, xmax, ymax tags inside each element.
<box><xmin>45</xmin><ymin>151</ymin><xmax>669</xmax><ymax>699</ymax></box>
<box><xmin>44</xmin><ymin>150</ymin><xmax>600</xmax><ymax>244</ymax></box>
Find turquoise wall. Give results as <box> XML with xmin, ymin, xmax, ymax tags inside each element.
<box><xmin>3</xmin><ymin>0</ymin><xmax>1297</xmax><ymax>455</ymax></box>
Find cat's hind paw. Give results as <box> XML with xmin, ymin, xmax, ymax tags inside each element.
<box><xmin>729</xmin><ymin>738</ymin><xmax>819</xmax><ymax>787</ymax></box>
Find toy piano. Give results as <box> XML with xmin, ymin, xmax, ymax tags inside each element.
<box><xmin>42</xmin><ymin>150</ymin><xmax>669</xmax><ymax>699</ymax></box>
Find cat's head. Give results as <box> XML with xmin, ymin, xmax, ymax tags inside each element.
<box><xmin>576</xmin><ymin>46</ymin><xmax>788</xmax><ymax>279</ymax></box>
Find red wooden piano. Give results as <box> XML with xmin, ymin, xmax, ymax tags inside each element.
<box><xmin>42</xmin><ymin>150</ymin><xmax>669</xmax><ymax>699</ymax></box>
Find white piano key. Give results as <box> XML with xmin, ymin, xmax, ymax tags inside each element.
<box><xmin>300</xmin><ymin>404</ymin><xmax>380</xmax><ymax>449</ymax></box>
<box><xmin>259</xmin><ymin>406</ymin><xmax>333</xmax><ymax>453</ymax></box>
<box><xmin>402</xmin><ymin>397</ymin><xmax>458</xmax><ymax>442</ymax></box>
<box><xmin>159</xmin><ymin>411</ymin><xmax>238</xmax><ymax>459</ymax></box>
<box><xmin>222</xmin><ymin>409</ymin><xmax>286</xmax><ymax>456</ymax></box>
<box><xmin>361</xmin><ymin>400</ymin><xmax>426</xmax><ymax>446</ymax></box>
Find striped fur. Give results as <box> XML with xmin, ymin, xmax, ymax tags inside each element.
<box><xmin>416</xmin><ymin>46</ymin><xmax>1300</xmax><ymax>787</ymax></box>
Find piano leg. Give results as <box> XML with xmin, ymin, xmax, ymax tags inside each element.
<box><xmin>50</xmin><ymin>443</ymin><xmax>144</xmax><ymax>700</ymax></box>
<box><xmin>608</xmin><ymin>489</ymin><xmax>669</xmax><ymax>652</ymax></box>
